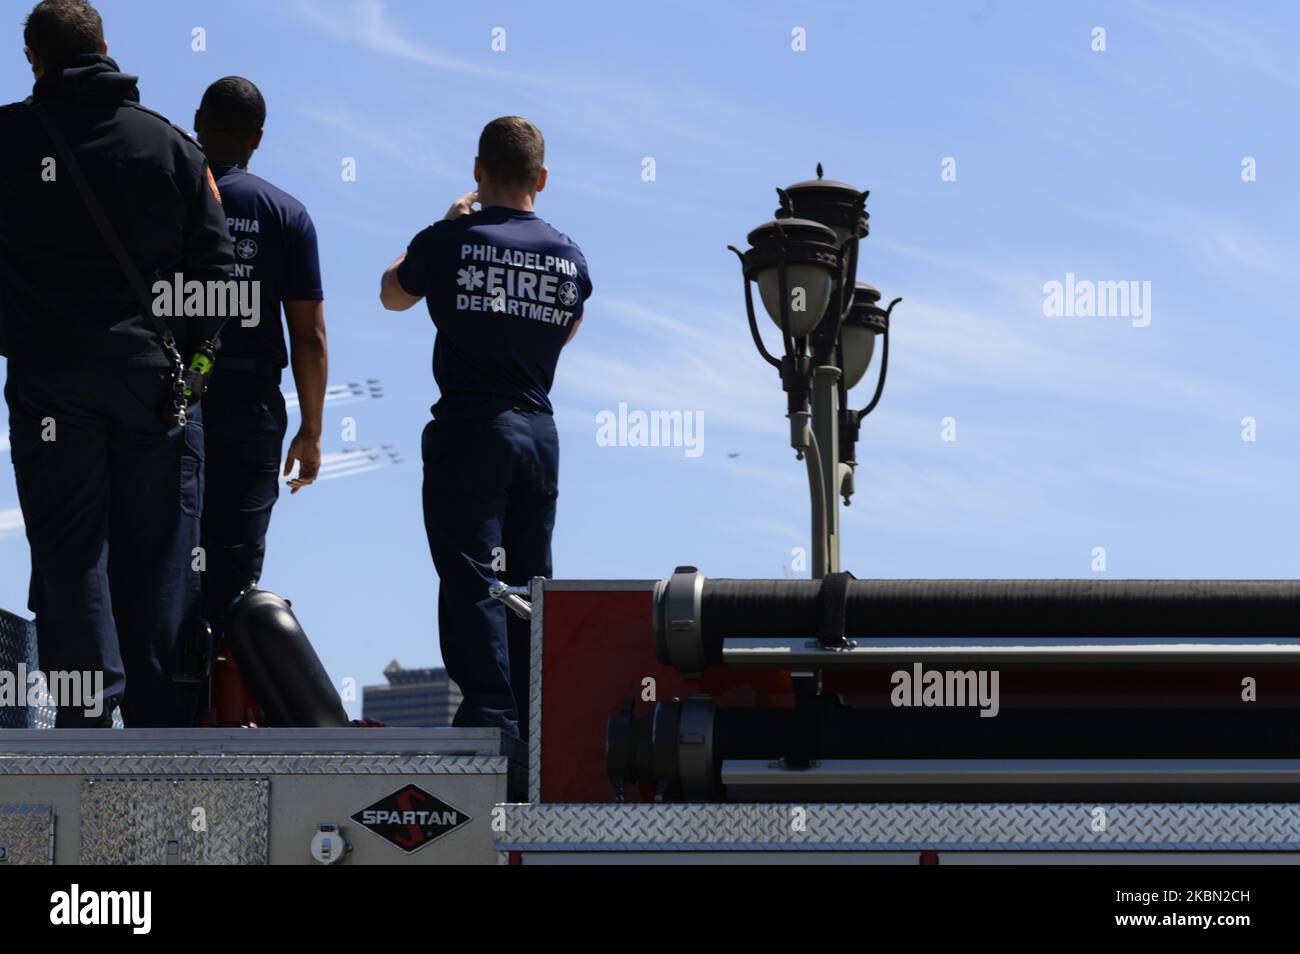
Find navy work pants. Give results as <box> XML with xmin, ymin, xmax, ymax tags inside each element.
<box><xmin>199</xmin><ymin>370</ymin><xmax>287</xmax><ymax>629</ymax></box>
<box><xmin>421</xmin><ymin>395</ymin><xmax>558</xmax><ymax>740</ymax></box>
<box><xmin>5</xmin><ymin>364</ymin><xmax>203</xmax><ymax>727</ymax></box>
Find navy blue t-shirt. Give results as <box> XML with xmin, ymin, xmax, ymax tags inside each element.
<box><xmin>396</xmin><ymin>206</ymin><xmax>592</xmax><ymax>415</ymax></box>
<box><xmin>213</xmin><ymin>165</ymin><xmax>323</xmax><ymax>367</ymax></box>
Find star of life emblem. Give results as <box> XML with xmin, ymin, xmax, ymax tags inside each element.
<box><xmin>457</xmin><ymin>265</ymin><xmax>485</xmax><ymax>291</ymax></box>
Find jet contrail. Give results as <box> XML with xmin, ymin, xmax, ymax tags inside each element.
<box><xmin>284</xmin><ymin>379</ymin><xmax>383</xmax><ymax>412</ymax></box>
<box><xmin>315</xmin><ymin>463</ymin><xmax>387</xmax><ymax>482</ymax></box>
<box><xmin>319</xmin><ymin>447</ymin><xmax>380</xmax><ymax>465</ymax></box>
<box><xmin>287</xmin><ymin>445</ymin><xmax>402</xmax><ymax>484</ymax></box>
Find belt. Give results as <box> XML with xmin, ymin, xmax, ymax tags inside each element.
<box><xmin>437</xmin><ymin>391</ymin><xmax>546</xmax><ymax>414</ymax></box>
<box><xmin>216</xmin><ymin>357</ymin><xmax>282</xmax><ymax>382</ymax></box>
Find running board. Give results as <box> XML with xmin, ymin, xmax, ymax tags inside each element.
<box><xmin>721</xmin><ymin>758</ymin><xmax>1300</xmax><ymax>801</ymax></box>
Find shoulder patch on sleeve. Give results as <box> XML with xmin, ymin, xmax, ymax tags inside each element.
<box><xmin>206</xmin><ymin>167</ymin><xmax>222</xmax><ymax>205</ymax></box>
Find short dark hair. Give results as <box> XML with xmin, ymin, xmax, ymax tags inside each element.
<box><xmin>23</xmin><ymin>0</ymin><xmax>104</xmax><ymax>71</ymax></box>
<box><xmin>198</xmin><ymin>76</ymin><xmax>266</xmax><ymax>142</ymax></box>
<box><xmin>477</xmin><ymin>116</ymin><xmax>545</xmax><ymax>189</ymax></box>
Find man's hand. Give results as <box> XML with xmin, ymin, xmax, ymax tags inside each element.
<box><xmin>284</xmin><ymin>428</ymin><xmax>322</xmax><ymax>494</ymax></box>
<box><xmin>444</xmin><ymin>190</ymin><xmax>479</xmax><ymax>220</ymax></box>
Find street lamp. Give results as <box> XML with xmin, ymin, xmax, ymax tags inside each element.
<box><xmin>837</xmin><ymin>282</ymin><xmax>901</xmax><ymax>511</ymax></box>
<box><xmin>839</xmin><ymin>283</ymin><xmax>884</xmax><ymax>390</ymax></box>
<box><xmin>745</xmin><ymin>218</ymin><xmax>838</xmax><ymax>338</ymax></box>
<box><xmin>729</xmin><ymin>166</ymin><xmax>902</xmax><ymax>579</ymax></box>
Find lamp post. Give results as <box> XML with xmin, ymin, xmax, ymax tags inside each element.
<box><xmin>729</xmin><ymin>166</ymin><xmax>901</xmax><ymax>579</ymax></box>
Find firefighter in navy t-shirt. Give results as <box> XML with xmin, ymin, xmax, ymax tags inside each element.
<box><xmin>192</xmin><ymin>77</ymin><xmax>328</xmax><ymax>631</ymax></box>
<box><xmin>381</xmin><ymin>117</ymin><xmax>592</xmax><ymax>742</ymax></box>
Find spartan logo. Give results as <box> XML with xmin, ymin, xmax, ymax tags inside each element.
<box><xmin>350</xmin><ymin>784</ymin><xmax>471</xmax><ymax>853</ymax></box>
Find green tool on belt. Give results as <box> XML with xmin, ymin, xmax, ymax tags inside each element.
<box><xmin>181</xmin><ymin>339</ymin><xmax>222</xmax><ymax>402</ymax></box>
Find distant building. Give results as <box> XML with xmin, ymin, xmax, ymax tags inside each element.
<box><xmin>362</xmin><ymin>660</ymin><xmax>462</xmax><ymax>727</ymax></box>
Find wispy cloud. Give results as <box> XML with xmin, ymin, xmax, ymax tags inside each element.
<box><xmin>0</xmin><ymin>507</ymin><xmax>24</xmax><ymax>539</ymax></box>
<box><xmin>296</xmin><ymin>103</ymin><xmax>454</xmax><ymax>177</ymax></box>
<box><xmin>556</xmin><ymin>294</ymin><xmax>786</xmax><ymax>439</ymax></box>
<box><xmin>287</xmin><ymin>0</ymin><xmax>766</xmax><ymax>167</ymax></box>
<box><xmin>289</xmin><ymin>0</ymin><xmax>512</xmax><ymax>79</ymax></box>
<box><xmin>546</xmin><ymin>176</ymin><xmax>699</xmax><ymax>215</ymax></box>
<box><xmin>1136</xmin><ymin>2</ymin><xmax>1300</xmax><ymax>95</ymax></box>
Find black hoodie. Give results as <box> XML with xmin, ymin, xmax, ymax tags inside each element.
<box><xmin>0</xmin><ymin>54</ymin><xmax>233</xmax><ymax>368</ymax></box>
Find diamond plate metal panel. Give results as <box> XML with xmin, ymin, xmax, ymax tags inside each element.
<box><xmin>495</xmin><ymin>802</ymin><xmax>1300</xmax><ymax>852</ymax></box>
<box><xmin>0</xmin><ymin>754</ymin><xmax>506</xmax><ymax>775</ymax></box>
<box><xmin>0</xmin><ymin>608</ymin><xmax>95</xmax><ymax>729</ymax></box>
<box><xmin>528</xmin><ymin>577</ymin><xmax>544</xmax><ymax>803</ymax></box>
<box><xmin>0</xmin><ymin>611</ymin><xmax>33</xmax><ymax>729</ymax></box>
<box><xmin>0</xmin><ymin>610</ymin><xmax>34</xmax><ymax>679</ymax></box>
<box><xmin>0</xmin><ymin>609</ymin><xmax>53</xmax><ymax>730</ymax></box>
<box><xmin>26</xmin><ymin>674</ymin><xmax>56</xmax><ymax>730</ymax></box>
<box><xmin>80</xmin><ymin>778</ymin><xmax>268</xmax><ymax>865</ymax></box>
<box><xmin>0</xmin><ymin>804</ymin><xmax>54</xmax><ymax>864</ymax></box>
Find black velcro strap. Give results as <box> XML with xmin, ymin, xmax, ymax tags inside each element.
<box><xmin>818</xmin><ymin>570</ymin><xmax>856</xmax><ymax>649</ymax></box>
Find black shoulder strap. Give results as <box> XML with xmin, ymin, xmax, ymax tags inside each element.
<box><xmin>29</xmin><ymin>102</ymin><xmax>182</xmax><ymax>364</ymax></box>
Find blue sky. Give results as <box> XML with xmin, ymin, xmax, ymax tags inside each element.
<box><xmin>3</xmin><ymin>0</ymin><xmax>1298</xmax><ymax>716</ymax></box>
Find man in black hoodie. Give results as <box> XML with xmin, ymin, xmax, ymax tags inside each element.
<box><xmin>0</xmin><ymin>1</ymin><xmax>234</xmax><ymax>727</ymax></box>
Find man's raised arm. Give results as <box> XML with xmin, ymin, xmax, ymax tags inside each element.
<box><xmin>380</xmin><ymin>254</ymin><xmax>422</xmax><ymax>311</ymax></box>
<box><xmin>381</xmin><ymin>197</ymin><xmax>475</xmax><ymax>312</ymax></box>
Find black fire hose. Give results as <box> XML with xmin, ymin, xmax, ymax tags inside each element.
<box><xmin>654</xmin><ymin>567</ymin><xmax>1300</xmax><ymax>673</ymax></box>
<box><xmin>608</xmin><ymin>697</ymin><xmax>1300</xmax><ymax>802</ymax></box>
<box><xmin>226</xmin><ymin>588</ymin><xmax>350</xmax><ymax>728</ymax></box>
